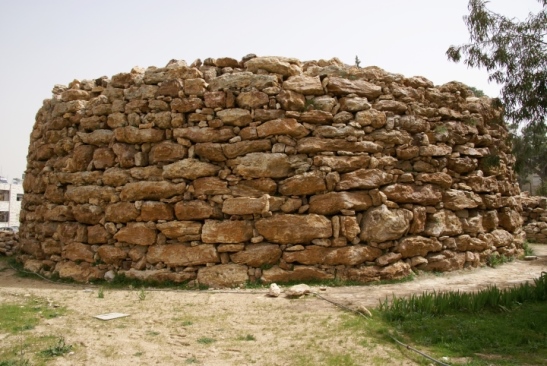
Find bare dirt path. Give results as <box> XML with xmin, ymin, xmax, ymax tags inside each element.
<box><xmin>0</xmin><ymin>244</ymin><xmax>546</xmax><ymax>366</ymax></box>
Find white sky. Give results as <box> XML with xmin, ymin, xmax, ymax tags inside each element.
<box><xmin>0</xmin><ymin>0</ymin><xmax>543</xmax><ymax>181</ymax></box>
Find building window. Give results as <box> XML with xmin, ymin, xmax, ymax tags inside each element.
<box><xmin>16</xmin><ymin>194</ymin><xmax>23</xmax><ymax>201</ymax></box>
<box><xmin>0</xmin><ymin>190</ymin><xmax>8</xmax><ymax>201</ymax></box>
<box><xmin>0</xmin><ymin>212</ymin><xmax>8</xmax><ymax>223</ymax></box>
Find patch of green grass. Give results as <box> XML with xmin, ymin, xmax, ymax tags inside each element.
<box><xmin>138</xmin><ymin>288</ymin><xmax>147</xmax><ymax>301</ymax></box>
<box><xmin>487</xmin><ymin>253</ymin><xmax>512</xmax><ymax>268</ymax></box>
<box><xmin>523</xmin><ymin>241</ymin><xmax>535</xmax><ymax>257</ymax></box>
<box><xmin>0</xmin><ymin>298</ymin><xmax>66</xmax><ymax>334</ymax></box>
<box><xmin>378</xmin><ymin>273</ymin><xmax>547</xmax><ymax>365</ymax></box>
<box><xmin>237</xmin><ymin>334</ymin><xmax>256</xmax><ymax>341</ymax></box>
<box><xmin>185</xmin><ymin>356</ymin><xmax>199</xmax><ymax>364</ymax></box>
<box><xmin>97</xmin><ymin>287</ymin><xmax>104</xmax><ymax>299</ymax></box>
<box><xmin>197</xmin><ymin>337</ymin><xmax>216</xmax><ymax>345</ymax></box>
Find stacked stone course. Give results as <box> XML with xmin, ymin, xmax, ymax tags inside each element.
<box><xmin>18</xmin><ymin>55</ymin><xmax>524</xmax><ymax>287</ymax></box>
<box><xmin>521</xmin><ymin>194</ymin><xmax>547</xmax><ymax>243</ymax></box>
<box><xmin>0</xmin><ymin>231</ymin><xmax>18</xmax><ymax>256</ymax></box>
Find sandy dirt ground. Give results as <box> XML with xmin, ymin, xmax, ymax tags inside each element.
<box><xmin>0</xmin><ymin>244</ymin><xmax>546</xmax><ymax>366</ymax></box>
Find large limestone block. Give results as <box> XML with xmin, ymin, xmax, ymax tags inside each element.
<box><xmin>340</xmin><ymin>216</ymin><xmax>361</xmax><ymax>241</ymax></box>
<box><xmin>488</xmin><ymin>229</ymin><xmax>514</xmax><ymax>247</ymax></box>
<box><xmin>193</xmin><ymin>177</ymin><xmax>231</xmax><ymax>196</ymax></box>
<box><xmin>416</xmin><ymin>172</ymin><xmax>453</xmax><ymax>189</ymax></box>
<box><xmin>230</xmin><ymin>178</ymin><xmax>278</xmax><ymax>197</ymax></box>
<box><xmin>222</xmin><ymin>195</ymin><xmax>270</xmax><ymax>215</ymax></box>
<box><xmin>312</xmin><ymin>125</ymin><xmax>364</xmax><ymax>139</ymax></box>
<box><xmin>455</xmin><ymin>235</ymin><xmax>488</xmax><ymax>251</ymax></box>
<box><xmin>298</xmin><ymin>110</ymin><xmax>334</xmax><ymax>125</ymax></box>
<box><xmin>63</xmin><ymin>243</ymin><xmax>94</xmax><ymax>263</ymax></box>
<box><xmin>424</xmin><ymin>210</ymin><xmax>463</xmax><ymax>237</ymax></box>
<box><xmin>382</xmin><ymin>184</ymin><xmax>442</xmax><ymax>205</ymax></box>
<box><xmin>149</xmin><ymin>141</ymin><xmax>187</xmax><ymax>164</ymax></box>
<box><xmin>339</xmin><ymin>96</ymin><xmax>371</xmax><ymax>112</ymax></box>
<box><xmin>283</xmin><ymin>75</ymin><xmax>323</xmax><ymax>95</ymax></box>
<box><xmin>138</xmin><ymin>202</ymin><xmax>174</xmax><ymax>222</ymax></box>
<box><xmin>173</xmin><ymin>127</ymin><xmax>235</xmax><ymax>143</ymax></box>
<box><xmin>55</xmin><ymin>262</ymin><xmax>104</xmax><ymax>282</ymax></box>
<box><xmin>442</xmin><ymin>189</ymin><xmax>482</xmax><ymax>210</ymax></box>
<box><xmin>120</xmin><ymin>181</ymin><xmax>185</xmax><ymax>201</ymax></box>
<box><xmin>217</xmin><ymin>108</ymin><xmax>253</xmax><ymax>126</ymax></box>
<box><xmin>279</xmin><ymin>171</ymin><xmax>326</xmax><ymax>196</ymax></box>
<box><xmin>283</xmin><ymin>245</ymin><xmax>381</xmax><ymax>266</ymax></box>
<box><xmin>465</xmin><ymin>175</ymin><xmax>499</xmax><ymax>193</ymax></box>
<box><xmin>65</xmin><ymin>186</ymin><xmax>117</xmax><ymax>204</ymax></box>
<box><xmin>208</xmin><ymin>72</ymin><xmax>278</xmax><ymax>91</ymax></box>
<box><xmin>276</xmin><ymin>90</ymin><xmax>306</xmax><ymax>111</ymax></box>
<box><xmin>156</xmin><ymin>221</ymin><xmax>202</xmax><ymax>240</ymax></box>
<box><xmin>197</xmin><ymin>264</ymin><xmax>249</xmax><ymax>288</ymax></box>
<box><xmin>244</xmin><ymin>56</ymin><xmax>299</xmax><ymax>77</ymax></box>
<box><xmin>336</xmin><ymin>169</ymin><xmax>393</xmax><ymax>190</ymax></box>
<box><xmin>261</xmin><ymin>266</ymin><xmax>334</xmax><ymax>284</ymax></box>
<box><xmin>222</xmin><ymin>139</ymin><xmax>272</xmax><ymax>159</ymax></box>
<box><xmin>230</xmin><ymin>153</ymin><xmax>292</xmax><ymax>179</ymax></box>
<box><xmin>88</xmin><ymin>225</ymin><xmax>110</xmax><ymax>244</ymax></box>
<box><xmin>355</xmin><ymin>109</ymin><xmax>387</xmax><ymax>128</ymax></box>
<box><xmin>78</xmin><ymin>130</ymin><xmax>114</xmax><ymax>146</ymax></box>
<box><xmin>256</xmin><ymin>118</ymin><xmax>309</xmax><ymax>139</ymax></box>
<box><xmin>309</xmin><ymin>191</ymin><xmax>372</xmax><ymax>215</ymax></box>
<box><xmin>92</xmin><ymin>148</ymin><xmax>116</xmax><ymax>169</ymax></box>
<box><xmin>344</xmin><ymin>262</ymin><xmax>412</xmax><ymax>282</ymax></box>
<box><xmin>175</xmin><ymin>200</ymin><xmax>214</xmax><ymax>220</ymax></box>
<box><xmin>360</xmin><ymin>205</ymin><xmax>412</xmax><ymax>242</ymax></box>
<box><xmin>57</xmin><ymin>222</ymin><xmax>87</xmax><ymax>244</ymax></box>
<box><xmin>105</xmin><ymin>202</ymin><xmax>139</xmax><ymax>223</ymax></box>
<box><xmin>369</xmin><ymin>129</ymin><xmax>413</xmax><ymax>145</ymax></box>
<box><xmin>499</xmin><ymin>209</ymin><xmax>523</xmax><ymax>232</ymax></box>
<box><xmin>313</xmin><ymin>155</ymin><xmax>370</xmax><ymax>173</ymax></box>
<box><xmin>72</xmin><ymin>204</ymin><xmax>104</xmax><ymax>225</ymax></box>
<box><xmin>201</xmin><ymin>220</ymin><xmax>254</xmax><ymax>244</ymax></box>
<box><xmin>204</xmin><ymin>91</ymin><xmax>226</xmax><ymax>108</ymax></box>
<box><xmin>419</xmin><ymin>252</ymin><xmax>466</xmax><ymax>272</ymax></box>
<box><xmin>114</xmin><ymin>126</ymin><xmax>164</xmax><ymax>144</ymax></box>
<box><xmin>230</xmin><ymin>244</ymin><xmax>282</xmax><ymax>267</ymax></box>
<box><xmin>123</xmin><ymin>268</ymin><xmax>196</xmax><ymax>283</ymax></box>
<box><xmin>147</xmin><ymin>244</ymin><xmax>219</xmax><ymax>266</ymax></box>
<box><xmin>195</xmin><ymin>143</ymin><xmax>226</xmax><ymax>162</ymax></box>
<box><xmin>447</xmin><ymin>157</ymin><xmax>478</xmax><ymax>174</ymax></box>
<box><xmin>373</xmin><ymin>100</ymin><xmax>408</xmax><ymax>113</ymax></box>
<box><xmin>97</xmin><ymin>245</ymin><xmax>127</xmax><ymax>264</ymax></box>
<box><xmin>395</xmin><ymin>236</ymin><xmax>442</xmax><ymax>258</ymax></box>
<box><xmin>236</xmin><ymin>91</ymin><xmax>269</xmax><ymax>109</ymax></box>
<box><xmin>255</xmin><ymin>214</ymin><xmax>332</xmax><ymax>244</ymax></box>
<box><xmin>171</xmin><ymin>97</ymin><xmax>203</xmax><ymax>113</ymax></box>
<box><xmin>114</xmin><ymin>223</ymin><xmax>156</xmax><ymax>245</ymax></box>
<box><xmin>296</xmin><ymin>137</ymin><xmax>382</xmax><ymax>154</ymax></box>
<box><xmin>326</xmin><ymin>77</ymin><xmax>382</xmax><ymax>98</ymax></box>
<box><xmin>324</xmin><ymin>245</ymin><xmax>383</xmax><ymax>266</ymax></box>
<box><xmin>420</xmin><ymin>144</ymin><xmax>453</xmax><ymax>157</ymax></box>
<box><xmin>163</xmin><ymin>158</ymin><xmax>220</xmax><ymax>180</ymax></box>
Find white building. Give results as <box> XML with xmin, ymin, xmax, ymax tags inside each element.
<box><xmin>0</xmin><ymin>177</ymin><xmax>24</xmax><ymax>228</ymax></box>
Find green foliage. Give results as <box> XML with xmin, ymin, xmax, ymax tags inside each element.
<box><xmin>0</xmin><ymin>299</ymin><xmax>65</xmax><ymax>334</ymax></box>
<box><xmin>39</xmin><ymin>337</ymin><xmax>72</xmax><ymax>358</ymax></box>
<box><xmin>354</xmin><ymin>55</ymin><xmax>361</xmax><ymax>68</ymax></box>
<box><xmin>523</xmin><ymin>241</ymin><xmax>535</xmax><ymax>256</ymax></box>
<box><xmin>447</xmin><ymin>0</ymin><xmax>547</xmax><ymax>128</ymax></box>
<box><xmin>379</xmin><ymin>272</ymin><xmax>547</xmax><ymax>320</ymax></box>
<box><xmin>138</xmin><ymin>288</ymin><xmax>147</xmax><ymax>301</ymax></box>
<box><xmin>468</xmin><ymin>86</ymin><xmax>485</xmax><ymax>97</ymax></box>
<box><xmin>512</xmin><ymin>122</ymin><xmax>547</xmax><ymax>191</ymax></box>
<box><xmin>486</xmin><ymin>253</ymin><xmax>512</xmax><ymax>268</ymax></box>
<box><xmin>378</xmin><ymin>273</ymin><xmax>547</xmax><ymax>364</ymax></box>
<box><xmin>97</xmin><ymin>287</ymin><xmax>104</xmax><ymax>299</ymax></box>
<box><xmin>480</xmin><ymin>153</ymin><xmax>501</xmax><ymax>170</ymax></box>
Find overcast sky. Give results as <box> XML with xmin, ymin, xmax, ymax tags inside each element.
<box><xmin>0</xmin><ymin>0</ymin><xmax>543</xmax><ymax>181</ymax></box>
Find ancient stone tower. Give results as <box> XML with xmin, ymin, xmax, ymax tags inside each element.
<box><xmin>18</xmin><ymin>55</ymin><xmax>524</xmax><ymax>287</ymax></box>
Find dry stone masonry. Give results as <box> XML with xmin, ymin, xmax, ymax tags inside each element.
<box><xmin>521</xmin><ymin>194</ymin><xmax>547</xmax><ymax>243</ymax></box>
<box><xmin>18</xmin><ymin>55</ymin><xmax>525</xmax><ymax>287</ymax></box>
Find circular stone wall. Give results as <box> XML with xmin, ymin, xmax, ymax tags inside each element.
<box><xmin>18</xmin><ymin>55</ymin><xmax>525</xmax><ymax>287</ymax></box>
